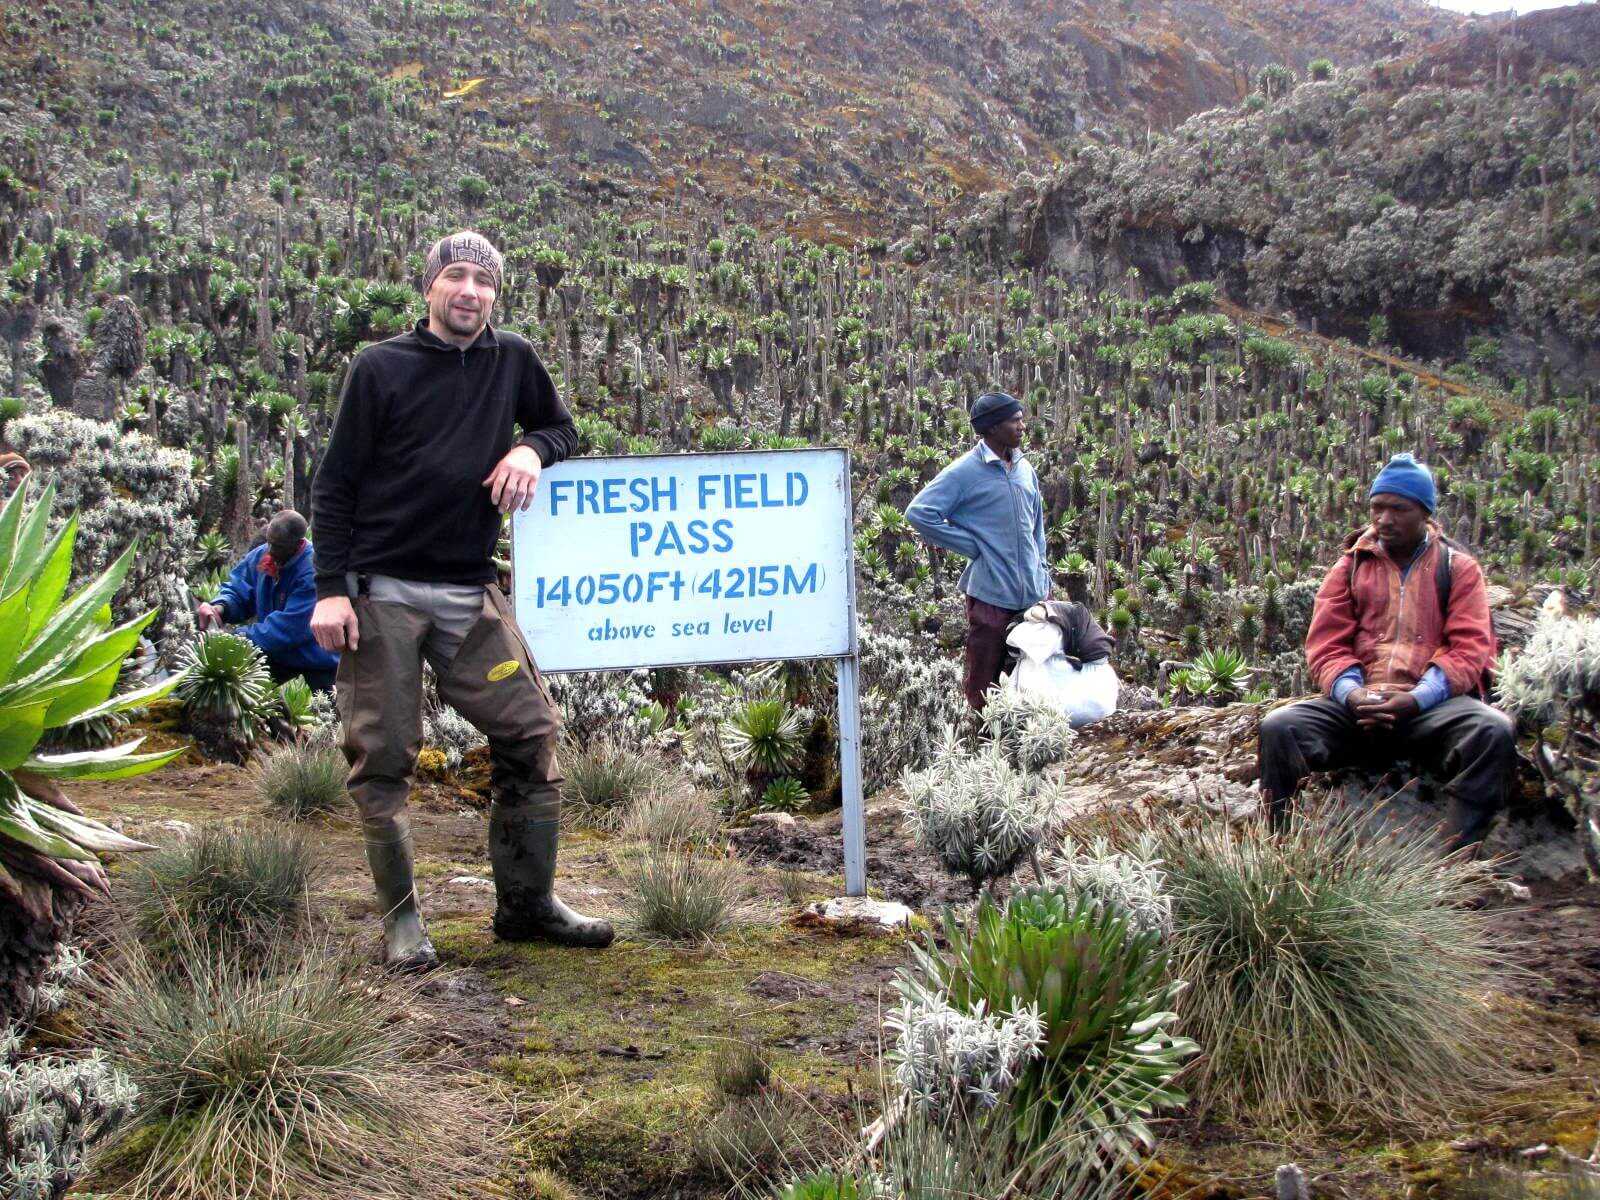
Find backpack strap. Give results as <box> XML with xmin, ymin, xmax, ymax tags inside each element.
<box><xmin>1430</xmin><ymin>535</ymin><xmax>1498</xmax><ymax>700</ymax></box>
<box><xmin>1435</xmin><ymin>540</ymin><xmax>1453</xmax><ymax>617</ymax></box>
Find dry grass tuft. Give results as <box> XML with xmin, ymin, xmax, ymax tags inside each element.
<box><xmin>84</xmin><ymin>918</ymin><xmax>507</xmax><ymax>1200</ymax></box>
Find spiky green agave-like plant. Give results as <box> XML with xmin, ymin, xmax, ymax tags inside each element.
<box><xmin>906</xmin><ymin>886</ymin><xmax>1196</xmax><ymax>1165</ymax></box>
<box><xmin>173</xmin><ymin>632</ymin><xmax>276</xmax><ymax>755</ymax></box>
<box><xmin>0</xmin><ymin>479</ymin><xmax>181</xmax><ymax>1022</ymax></box>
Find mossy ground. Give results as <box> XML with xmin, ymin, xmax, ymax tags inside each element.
<box><xmin>73</xmin><ymin>755</ymin><xmax>1600</xmax><ymax>1200</ymax></box>
<box><xmin>435</xmin><ymin>919</ymin><xmax>892</xmax><ymax>1196</ymax></box>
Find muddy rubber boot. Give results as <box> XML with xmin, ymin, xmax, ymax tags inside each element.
<box><xmin>489</xmin><ymin>806</ymin><xmax>614</xmax><ymax>948</ymax></box>
<box><xmin>364</xmin><ymin>821</ymin><xmax>439</xmax><ymax>972</ymax></box>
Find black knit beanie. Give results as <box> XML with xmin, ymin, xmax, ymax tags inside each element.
<box><xmin>970</xmin><ymin>391</ymin><xmax>1023</xmax><ymax>434</ymax></box>
<box><xmin>421</xmin><ymin>231</ymin><xmax>504</xmax><ymax>296</ymax></box>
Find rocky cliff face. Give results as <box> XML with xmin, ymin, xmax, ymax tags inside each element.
<box><xmin>964</xmin><ymin>5</ymin><xmax>1600</xmax><ymax>388</ymax></box>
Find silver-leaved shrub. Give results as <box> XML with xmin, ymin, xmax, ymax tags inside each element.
<box><xmin>902</xmin><ymin>733</ymin><xmax>1053</xmax><ymax>890</ymax></box>
<box><xmin>8</xmin><ymin>411</ymin><xmax>199</xmax><ymax>663</ymax></box>
<box><xmin>886</xmin><ymin>991</ymin><xmax>1043</xmax><ymax>1120</ymax></box>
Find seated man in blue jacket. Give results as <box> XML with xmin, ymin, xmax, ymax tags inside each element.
<box><xmin>197</xmin><ymin>510</ymin><xmax>340</xmax><ymax>691</ymax></box>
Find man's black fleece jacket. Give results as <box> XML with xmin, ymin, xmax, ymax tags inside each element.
<box><xmin>310</xmin><ymin>321</ymin><xmax>578</xmax><ymax>600</ymax></box>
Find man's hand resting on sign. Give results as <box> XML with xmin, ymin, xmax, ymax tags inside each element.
<box><xmin>311</xmin><ymin>596</ymin><xmax>360</xmax><ymax>653</ymax></box>
<box><xmin>484</xmin><ymin>444</ymin><xmax>542</xmax><ymax>514</ymax></box>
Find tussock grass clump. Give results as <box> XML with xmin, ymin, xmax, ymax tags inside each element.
<box><xmin>561</xmin><ymin>739</ymin><xmax>663</xmax><ymax>829</ymax></box>
<box><xmin>254</xmin><ymin>741</ymin><xmax>347</xmax><ymax>820</ymax></box>
<box><xmin>691</xmin><ymin>1091</ymin><xmax>811</xmax><ymax>1188</ymax></box>
<box><xmin>85</xmin><ymin>925</ymin><xmax>502</xmax><ymax>1200</ymax></box>
<box><xmin>623</xmin><ymin>843</ymin><xmax>748</xmax><ymax>941</ymax></box>
<box><xmin>622</xmin><ymin>787</ymin><xmax>722</xmax><ymax>850</ymax></box>
<box><xmin>1455</xmin><ymin>1162</ymin><xmax>1600</xmax><ymax>1200</ymax></box>
<box><xmin>522</xmin><ymin>1168</ymin><xmax>586</xmax><ymax>1200</ymax></box>
<box><xmin>777</xmin><ymin>869</ymin><xmax>815</xmax><ymax>907</ymax></box>
<box><xmin>710</xmin><ymin>1039</ymin><xmax>773</xmax><ymax>1100</ymax></box>
<box><xmin>1155</xmin><ymin>801</ymin><xmax>1512</xmax><ymax>1129</ymax></box>
<box><xmin>122</xmin><ymin>822</ymin><xmax>313</xmax><ymax>955</ymax></box>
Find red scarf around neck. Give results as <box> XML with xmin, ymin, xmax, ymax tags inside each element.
<box><xmin>260</xmin><ymin>540</ymin><xmax>304</xmax><ymax>580</ymax></box>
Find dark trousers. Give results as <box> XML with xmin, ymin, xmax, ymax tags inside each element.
<box><xmin>336</xmin><ymin>585</ymin><xmax>562</xmax><ymax>836</ymax></box>
<box><xmin>1258</xmin><ymin>694</ymin><xmax>1516</xmax><ymax>847</ymax></box>
<box><xmin>963</xmin><ymin>595</ymin><xmax>1020</xmax><ymax>710</ymax></box>
<box><xmin>268</xmin><ymin>660</ymin><xmax>337</xmax><ymax>694</ymax></box>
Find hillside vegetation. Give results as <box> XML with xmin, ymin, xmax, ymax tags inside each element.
<box><xmin>1</xmin><ymin>0</ymin><xmax>1461</xmax><ymax>238</ymax></box>
<box><xmin>969</xmin><ymin>5</ymin><xmax>1600</xmax><ymax>387</ymax></box>
<box><xmin>4</xmin><ymin>4</ymin><xmax>1600</xmax><ymax>1200</ymax></box>
<box><xmin>0</xmin><ymin>2</ymin><xmax>1593</xmax><ymax>698</ymax></box>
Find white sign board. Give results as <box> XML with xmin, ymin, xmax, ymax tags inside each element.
<box><xmin>510</xmin><ymin>448</ymin><xmax>856</xmax><ymax>673</ymax></box>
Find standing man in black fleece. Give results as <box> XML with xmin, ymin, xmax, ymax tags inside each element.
<box><xmin>311</xmin><ymin>230</ymin><xmax>612</xmax><ymax>970</ymax></box>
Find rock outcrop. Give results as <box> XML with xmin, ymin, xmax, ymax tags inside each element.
<box><xmin>1052</xmin><ymin>701</ymin><xmax>1584</xmax><ymax>883</ymax></box>
<box><xmin>963</xmin><ymin>5</ymin><xmax>1600</xmax><ymax>387</ymax></box>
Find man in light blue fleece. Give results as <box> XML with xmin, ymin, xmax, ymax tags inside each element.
<box><xmin>906</xmin><ymin>391</ymin><xmax>1049</xmax><ymax>709</ymax></box>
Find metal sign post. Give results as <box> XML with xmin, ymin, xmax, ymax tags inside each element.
<box><xmin>511</xmin><ymin>447</ymin><xmax>867</xmax><ymax>896</ymax></box>
<box><xmin>836</xmin><ymin>651</ymin><xmax>866</xmax><ymax>896</ymax></box>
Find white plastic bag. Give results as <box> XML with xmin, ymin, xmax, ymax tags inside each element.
<box><xmin>1004</xmin><ymin>619</ymin><xmax>1119</xmax><ymax>727</ymax></box>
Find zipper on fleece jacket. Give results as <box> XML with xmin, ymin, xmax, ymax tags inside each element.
<box><xmin>1007</xmin><ymin>463</ymin><xmax>1025</xmax><ymax>571</ymax></box>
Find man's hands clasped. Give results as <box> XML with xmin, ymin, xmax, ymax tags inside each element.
<box><xmin>1344</xmin><ymin>685</ymin><xmax>1421</xmax><ymax>731</ymax></box>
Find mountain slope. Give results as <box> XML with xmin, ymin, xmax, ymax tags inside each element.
<box><xmin>0</xmin><ymin>0</ymin><xmax>1462</xmax><ymax>238</ymax></box>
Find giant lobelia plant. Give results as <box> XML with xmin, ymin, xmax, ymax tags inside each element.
<box><xmin>0</xmin><ymin>480</ymin><xmax>181</xmax><ymax>1022</ymax></box>
<box><xmin>905</xmin><ymin>886</ymin><xmax>1195</xmax><ymax>1165</ymax></box>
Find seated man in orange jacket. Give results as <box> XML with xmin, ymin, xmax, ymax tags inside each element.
<box><xmin>1258</xmin><ymin>453</ymin><xmax>1515</xmax><ymax>851</ymax></box>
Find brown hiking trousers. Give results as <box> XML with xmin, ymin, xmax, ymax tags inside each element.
<box><xmin>964</xmin><ymin>595</ymin><xmax>1020</xmax><ymax>710</ymax></box>
<box><xmin>336</xmin><ymin>582</ymin><xmax>562</xmax><ymax>836</ymax></box>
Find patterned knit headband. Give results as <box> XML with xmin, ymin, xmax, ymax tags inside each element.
<box><xmin>421</xmin><ymin>231</ymin><xmax>504</xmax><ymax>296</ymax></box>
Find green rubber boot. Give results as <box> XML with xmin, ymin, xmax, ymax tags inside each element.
<box><xmin>489</xmin><ymin>806</ymin><xmax>614</xmax><ymax>948</ymax></box>
<box><xmin>364</xmin><ymin>819</ymin><xmax>439</xmax><ymax>972</ymax></box>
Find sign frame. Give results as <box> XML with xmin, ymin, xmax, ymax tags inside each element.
<box><xmin>510</xmin><ymin>447</ymin><xmax>867</xmax><ymax>896</ymax></box>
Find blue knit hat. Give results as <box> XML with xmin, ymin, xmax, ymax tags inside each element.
<box><xmin>1370</xmin><ymin>453</ymin><xmax>1436</xmax><ymax>512</ymax></box>
<box><xmin>971</xmin><ymin>391</ymin><xmax>1023</xmax><ymax>434</ymax></box>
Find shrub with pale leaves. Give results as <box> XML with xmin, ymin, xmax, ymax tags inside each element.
<box><xmin>981</xmin><ymin>686</ymin><xmax>1077</xmax><ymax>773</ymax></box>
<box><xmin>547</xmin><ymin>669</ymin><xmax>657</xmax><ymax>746</ymax></box>
<box><xmin>860</xmin><ymin>624</ymin><xmax>968</xmax><ymax>795</ymax></box>
<box><xmin>8</xmin><ymin>411</ymin><xmax>199</xmax><ymax>664</ymax></box>
<box><xmin>1496</xmin><ymin>605</ymin><xmax>1600</xmax><ymax>726</ymax></box>
<box><xmin>1057</xmin><ymin>835</ymin><xmax>1173</xmax><ymax>938</ymax></box>
<box><xmin>886</xmin><ymin>991</ymin><xmax>1044</xmax><ymax>1120</ymax></box>
<box><xmin>1</xmin><ymin>1030</ymin><xmax>138</xmax><ymax>1200</ymax></box>
<box><xmin>24</xmin><ymin>945</ymin><xmax>90</xmax><ymax>1019</ymax></box>
<box><xmin>902</xmin><ymin>734</ymin><xmax>1052</xmax><ymax>889</ymax></box>
<box><xmin>1496</xmin><ymin>602</ymin><xmax>1600</xmax><ymax>874</ymax></box>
